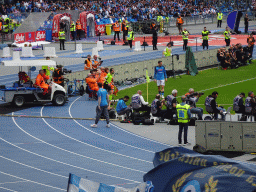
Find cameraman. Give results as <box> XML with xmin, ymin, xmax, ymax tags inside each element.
<box><xmin>185</xmin><ymin>88</ymin><xmax>203</xmax><ymax>120</ymax></box>
<box><xmin>151</xmin><ymin>94</ymin><xmax>167</xmax><ymax>121</ymax></box>
<box><xmin>233</xmin><ymin>92</ymin><xmax>246</xmax><ymax>115</ymax></box>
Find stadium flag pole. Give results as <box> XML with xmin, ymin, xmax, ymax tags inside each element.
<box><xmin>146</xmin><ymin>70</ymin><xmax>150</xmax><ymax>102</ymax></box>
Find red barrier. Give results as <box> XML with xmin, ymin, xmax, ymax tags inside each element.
<box><xmin>96</xmin><ymin>24</ymin><xmax>105</xmax><ymax>36</ymax></box>
<box><xmin>36</xmin><ymin>31</ymin><xmax>46</xmax><ymax>41</ymax></box>
<box><xmin>14</xmin><ymin>33</ymin><xmax>25</xmax><ymax>44</ymax></box>
<box><xmin>25</xmin><ymin>32</ymin><xmax>36</xmax><ymax>42</ymax></box>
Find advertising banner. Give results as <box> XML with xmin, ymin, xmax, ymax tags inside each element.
<box><xmin>25</xmin><ymin>32</ymin><xmax>36</xmax><ymax>42</ymax></box>
<box><xmin>36</xmin><ymin>31</ymin><xmax>46</xmax><ymax>41</ymax></box>
<box><xmin>14</xmin><ymin>33</ymin><xmax>25</xmax><ymax>44</ymax></box>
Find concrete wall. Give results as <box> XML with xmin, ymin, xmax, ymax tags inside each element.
<box><xmin>64</xmin><ymin>47</ymin><xmax>219</xmax><ymax>83</ymax></box>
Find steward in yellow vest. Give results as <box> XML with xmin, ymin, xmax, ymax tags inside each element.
<box><xmin>202</xmin><ymin>27</ymin><xmax>211</xmax><ymax>50</ymax></box>
<box><xmin>217</xmin><ymin>11</ymin><xmax>223</xmax><ymax>28</ymax></box>
<box><xmin>59</xmin><ymin>28</ymin><xmax>65</xmax><ymax>50</ymax></box>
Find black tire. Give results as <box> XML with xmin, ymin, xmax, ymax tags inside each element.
<box><xmin>79</xmin><ymin>85</ymin><xmax>85</xmax><ymax>96</ymax></box>
<box><xmin>52</xmin><ymin>94</ymin><xmax>66</xmax><ymax>106</ymax></box>
<box><xmin>13</xmin><ymin>95</ymin><xmax>25</xmax><ymax>107</ymax></box>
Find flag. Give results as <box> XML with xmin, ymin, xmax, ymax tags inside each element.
<box><xmin>144</xmin><ymin>147</ymin><xmax>256</xmax><ymax>192</ymax></box>
<box><xmin>67</xmin><ymin>173</ymin><xmax>154</xmax><ymax>192</ymax></box>
<box><xmin>146</xmin><ymin>70</ymin><xmax>150</xmax><ymax>83</ymax></box>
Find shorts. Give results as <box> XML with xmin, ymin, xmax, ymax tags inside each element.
<box><xmin>157</xmin><ymin>80</ymin><xmax>165</xmax><ymax>86</ymax></box>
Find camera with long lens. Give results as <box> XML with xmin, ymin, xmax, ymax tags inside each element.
<box><xmin>188</xmin><ymin>92</ymin><xmax>204</xmax><ymax>97</ymax></box>
<box><xmin>63</xmin><ymin>68</ymin><xmax>72</xmax><ymax>74</ymax></box>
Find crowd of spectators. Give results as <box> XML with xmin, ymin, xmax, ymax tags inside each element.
<box><xmin>0</xmin><ymin>0</ymin><xmax>252</xmax><ymax>21</ymax></box>
<box><xmin>217</xmin><ymin>43</ymin><xmax>253</xmax><ymax>70</ymax></box>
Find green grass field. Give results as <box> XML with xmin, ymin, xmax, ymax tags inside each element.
<box><xmin>114</xmin><ymin>61</ymin><xmax>256</xmax><ymax>114</ymax></box>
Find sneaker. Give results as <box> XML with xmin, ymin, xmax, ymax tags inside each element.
<box><xmin>184</xmin><ymin>142</ymin><xmax>191</xmax><ymax>146</ymax></box>
<box><xmin>178</xmin><ymin>144</ymin><xmax>182</xmax><ymax>146</ymax></box>
<box><xmin>161</xmin><ymin>95</ymin><xmax>164</xmax><ymax>99</ymax></box>
<box><xmin>90</xmin><ymin>124</ymin><xmax>97</xmax><ymax>128</ymax></box>
<box><xmin>106</xmin><ymin>124</ymin><xmax>110</xmax><ymax>128</ymax></box>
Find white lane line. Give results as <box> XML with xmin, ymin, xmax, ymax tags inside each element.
<box><xmin>0</xmin><ymin>171</ymin><xmax>65</xmax><ymax>191</ymax></box>
<box><xmin>69</xmin><ymin>97</ymin><xmax>155</xmax><ymax>153</ymax></box>
<box><xmin>40</xmin><ymin>107</ymin><xmax>151</xmax><ymax>164</ymax></box>
<box><xmin>110</xmin><ymin>123</ymin><xmax>171</xmax><ymax>147</ymax></box>
<box><xmin>0</xmin><ymin>137</ymin><xmax>141</xmax><ymax>183</ymax></box>
<box><xmin>0</xmin><ymin>186</ymin><xmax>18</xmax><ymax>192</ymax></box>
<box><xmin>0</xmin><ymin>181</ymin><xmax>28</xmax><ymax>185</ymax></box>
<box><xmin>12</xmin><ymin>113</ymin><xmax>147</xmax><ymax>173</ymax></box>
<box><xmin>13</xmin><ymin>142</ymin><xmax>43</xmax><ymax>145</ymax></box>
<box><xmin>0</xmin><ymin>155</ymin><xmax>68</xmax><ymax>179</ymax></box>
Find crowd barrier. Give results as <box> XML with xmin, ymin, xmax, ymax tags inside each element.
<box><xmin>64</xmin><ymin>47</ymin><xmax>219</xmax><ymax>83</ymax></box>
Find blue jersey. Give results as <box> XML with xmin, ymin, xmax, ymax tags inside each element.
<box><xmin>97</xmin><ymin>88</ymin><xmax>108</xmax><ymax>107</ymax></box>
<box><xmin>154</xmin><ymin>66</ymin><xmax>167</xmax><ymax>80</ymax></box>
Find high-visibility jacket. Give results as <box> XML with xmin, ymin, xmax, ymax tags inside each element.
<box><xmin>122</xmin><ymin>21</ymin><xmax>128</xmax><ymax>31</ymax></box>
<box><xmin>150</xmin><ymin>23</ymin><xmax>156</xmax><ymax>29</ymax></box>
<box><xmin>86</xmin><ymin>77</ymin><xmax>99</xmax><ymax>91</ymax></box>
<box><xmin>217</xmin><ymin>13</ymin><xmax>223</xmax><ymax>20</ymax></box>
<box><xmin>16</xmin><ymin>23</ymin><xmax>21</xmax><ymax>28</ymax></box>
<box><xmin>182</xmin><ymin>30</ymin><xmax>189</xmax><ymax>40</ymax></box>
<box><xmin>52</xmin><ymin>69</ymin><xmax>64</xmax><ymax>84</ymax></box>
<box><xmin>9</xmin><ymin>23</ymin><xmax>14</xmax><ymax>30</ymax></box>
<box><xmin>164</xmin><ymin>47</ymin><xmax>172</xmax><ymax>57</ymax></box>
<box><xmin>35</xmin><ymin>73</ymin><xmax>49</xmax><ymax>90</ymax></box>
<box><xmin>84</xmin><ymin>59</ymin><xmax>92</xmax><ymax>70</ymax></box>
<box><xmin>113</xmin><ymin>23</ymin><xmax>120</xmax><ymax>32</ymax></box>
<box><xmin>165</xmin><ymin>17</ymin><xmax>169</xmax><ymax>23</ymax></box>
<box><xmin>76</xmin><ymin>22</ymin><xmax>82</xmax><ymax>30</ymax></box>
<box><xmin>2</xmin><ymin>24</ymin><xmax>8</xmax><ymax>33</ymax></box>
<box><xmin>70</xmin><ymin>23</ymin><xmax>76</xmax><ymax>31</ymax></box>
<box><xmin>176</xmin><ymin>103</ymin><xmax>190</xmax><ymax>123</ymax></box>
<box><xmin>177</xmin><ymin>17</ymin><xmax>184</xmax><ymax>24</ymax></box>
<box><xmin>98</xmin><ymin>72</ymin><xmax>107</xmax><ymax>84</ymax></box>
<box><xmin>105</xmin><ymin>73</ymin><xmax>113</xmax><ymax>84</ymax></box>
<box><xmin>0</xmin><ymin>22</ymin><xmax>2</xmax><ymax>31</ymax></box>
<box><xmin>42</xmin><ymin>66</ymin><xmax>54</xmax><ymax>76</ymax></box>
<box><xmin>223</xmin><ymin>30</ymin><xmax>230</xmax><ymax>39</ymax></box>
<box><xmin>202</xmin><ymin>30</ymin><xmax>209</xmax><ymax>40</ymax></box>
<box><xmin>157</xmin><ymin>16</ymin><xmax>163</xmax><ymax>22</ymax></box>
<box><xmin>59</xmin><ymin>31</ymin><xmax>65</xmax><ymax>40</ymax></box>
<box><xmin>92</xmin><ymin>59</ymin><xmax>99</xmax><ymax>69</ymax></box>
<box><xmin>127</xmin><ymin>31</ymin><xmax>134</xmax><ymax>40</ymax></box>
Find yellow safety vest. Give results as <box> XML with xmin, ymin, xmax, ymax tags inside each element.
<box><xmin>127</xmin><ymin>31</ymin><xmax>134</xmax><ymax>40</ymax></box>
<box><xmin>224</xmin><ymin>30</ymin><xmax>231</xmax><ymax>39</ymax></box>
<box><xmin>59</xmin><ymin>31</ymin><xmax>65</xmax><ymax>40</ymax></box>
<box><xmin>217</xmin><ymin>13</ymin><xmax>223</xmax><ymax>20</ymax></box>
<box><xmin>70</xmin><ymin>24</ymin><xmax>76</xmax><ymax>32</ymax></box>
<box><xmin>202</xmin><ymin>31</ymin><xmax>209</xmax><ymax>40</ymax></box>
<box><xmin>3</xmin><ymin>24</ymin><xmax>8</xmax><ymax>33</ymax></box>
<box><xmin>164</xmin><ymin>47</ymin><xmax>172</xmax><ymax>57</ymax></box>
<box><xmin>182</xmin><ymin>31</ymin><xmax>189</xmax><ymax>40</ymax></box>
<box><xmin>176</xmin><ymin>104</ymin><xmax>190</xmax><ymax>123</ymax></box>
<box><xmin>157</xmin><ymin>16</ymin><xmax>162</xmax><ymax>22</ymax></box>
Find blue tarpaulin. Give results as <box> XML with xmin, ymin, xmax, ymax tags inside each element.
<box><xmin>143</xmin><ymin>147</ymin><xmax>256</xmax><ymax>192</ymax></box>
<box><xmin>227</xmin><ymin>11</ymin><xmax>238</xmax><ymax>30</ymax></box>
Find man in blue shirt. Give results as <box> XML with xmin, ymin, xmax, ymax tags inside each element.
<box><xmin>154</xmin><ymin>61</ymin><xmax>167</xmax><ymax>99</ymax></box>
<box><xmin>91</xmin><ymin>82</ymin><xmax>111</xmax><ymax>128</ymax></box>
<box><xmin>116</xmin><ymin>95</ymin><xmax>132</xmax><ymax>120</ymax></box>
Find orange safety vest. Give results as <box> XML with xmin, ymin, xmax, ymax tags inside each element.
<box><xmin>113</xmin><ymin>23</ymin><xmax>120</xmax><ymax>32</ymax></box>
<box><xmin>177</xmin><ymin>18</ymin><xmax>183</xmax><ymax>24</ymax></box>
<box><xmin>122</xmin><ymin>21</ymin><xmax>127</xmax><ymax>31</ymax></box>
<box><xmin>53</xmin><ymin>69</ymin><xmax>64</xmax><ymax>84</ymax></box>
<box><xmin>0</xmin><ymin>22</ymin><xmax>2</xmax><ymax>31</ymax></box>
<box><xmin>150</xmin><ymin>23</ymin><xmax>155</xmax><ymax>29</ymax></box>
<box><xmin>76</xmin><ymin>22</ymin><xmax>82</xmax><ymax>30</ymax></box>
<box><xmin>86</xmin><ymin>77</ymin><xmax>99</xmax><ymax>91</ymax></box>
<box><xmin>84</xmin><ymin>59</ymin><xmax>92</xmax><ymax>70</ymax></box>
<box><xmin>35</xmin><ymin>73</ymin><xmax>49</xmax><ymax>89</ymax></box>
<box><xmin>248</xmin><ymin>37</ymin><xmax>255</xmax><ymax>46</ymax></box>
<box><xmin>92</xmin><ymin>60</ymin><xmax>99</xmax><ymax>69</ymax></box>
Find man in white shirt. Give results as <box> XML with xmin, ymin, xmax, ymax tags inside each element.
<box><xmin>131</xmin><ymin>90</ymin><xmax>151</xmax><ymax>118</ymax></box>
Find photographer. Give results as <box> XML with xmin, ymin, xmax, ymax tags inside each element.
<box><xmin>131</xmin><ymin>90</ymin><xmax>151</xmax><ymax>118</ymax></box>
<box><xmin>165</xmin><ymin>89</ymin><xmax>178</xmax><ymax>120</ymax></box>
<box><xmin>185</xmin><ymin>88</ymin><xmax>203</xmax><ymax>120</ymax></box>
<box><xmin>205</xmin><ymin>91</ymin><xmax>226</xmax><ymax>120</ymax></box>
<box><xmin>233</xmin><ymin>92</ymin><xmax>246</xmax><ymax>115</ymax></box>
<box><xmin>245</xmin><ymin>91</ymin><xmax>256</xmax><ymax>121</ymax></box>
<box><xmin>151</xmin><ymin>94</ymin><xmax>167</xmax><ymax>121</ymax></box>
<box><xmin>92</xmin><ymin>55</ymin><xmax>103</xmax><ymax>69</ymax></box>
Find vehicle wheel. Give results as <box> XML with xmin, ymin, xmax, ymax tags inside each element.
<box><xmin>52</xmin><ymin>94</ymin><xmax>66</xmax><ymax>106</ymax></box>
<box><xmin>68</xmin><ymin>85</ymin><xmax>72</xmax><ymax>95</ymax></box>
<box><xmin>79</xmin><ymin>85</ymin><xmax>85</xmax><ymax>96</ymax></box>
<box><xmin>13</xmin><ymin>95</ymin><xmax>25</xmax><ymax>107</ymax></box>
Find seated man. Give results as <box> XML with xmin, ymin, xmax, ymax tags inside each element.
<box><xmin>185</xmin><ymin>88</ymin><xmax>204</xmax><ymax>120</ymax></box>
<box><xmin>52</xmin><ymin>65</ymin><xmax>64</xmax><ymax>87</ymax></box>
<box><xmin>116</xmin><ymin>96</ymin><xmax>132</xmax><ymax>119</ymax></box>
<box><xmin>92</xmin><ymin>55</ymin><xmax>103</xmax><ymax>69</ymax></box>
<box><xmin>151</xmin><ymin>94</ymin><xmax>167</xmax><ymax>121</ymax></box>
<box><xmin>97</xmin><ymin>67</ymin><xmax>107</xmax><ymax>84</ymax></box>
<box><xmin>85</xmin><ymin>73</ymin><xmax>99</xmax><ymax>98</ymax></box>
<box><xmin>205</xmin><ymin>91</ymin><xmax>226</xmax><ymax>120</ymax></box>
<box><xmin>35</xmin><ymin>69</ymin><xmax>49</xmax><ymax>95</ymax></box>
<box><xmin>245</xmin><ymin>91</ymin><xmax>256</xmax><ymax>121</ymax></box>
<box><xmin>233</xmin><ymin>92</ymin><xmax>245</xmax><ymax>114</ymax></box>
<box><xmin>165</xmin><ymin>89</ymin><xmax>178</xmax><ymax>120</ymax></box>
<box><xmin>131</xmin><ymin>90</ymin><xmax>151</xmax><ymax>118</ymax></box>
